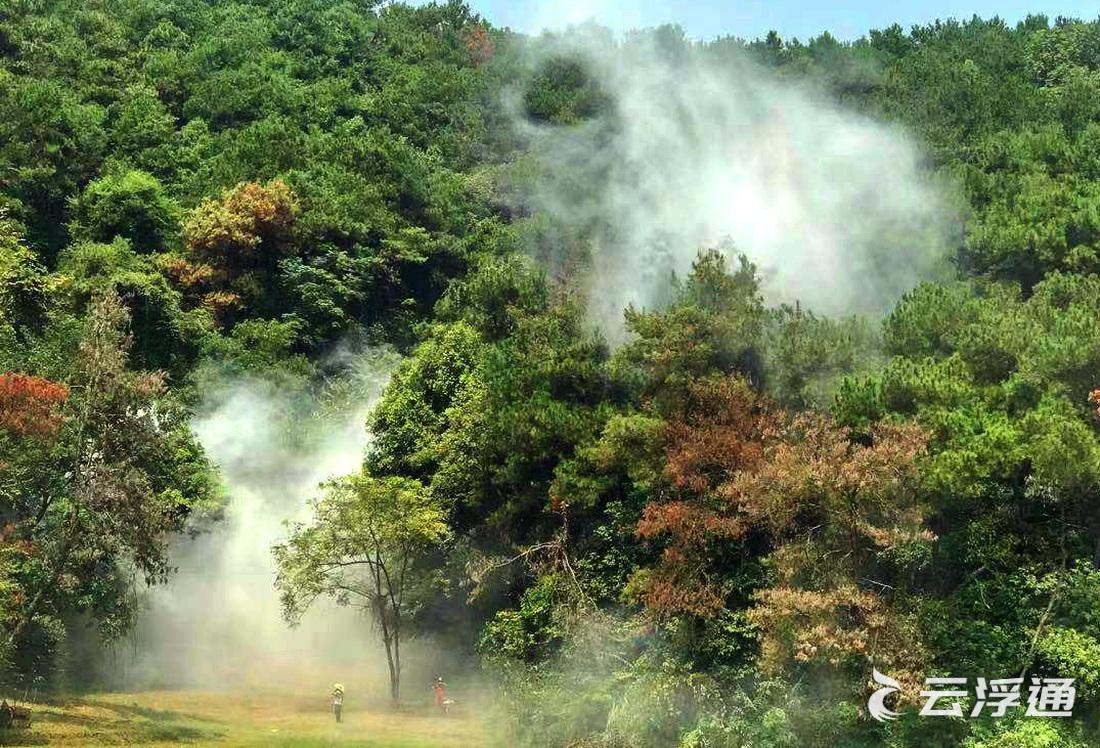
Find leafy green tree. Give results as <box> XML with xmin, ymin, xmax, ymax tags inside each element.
<box><xmin>2</xmin><ymin>292</ymin><xmax>213</xmax><ymax>682</ymax></box>
<box><xmin>523</xmin><ymin>56</ymin><xmax>610</xmax><ymax>125</ymax></box>
<box><xmin>0</xmin><ymin>212</ymin><xmax>49</xmax><ymax>337</ymax></box>
<box><xmin>69</xmin><ymin>170</ymin><xmax>181</xmax><ymax>253</ymax></box>
<box><xmin>57</xmin><ymin>238</ymin><xmax>209</xmax><ymax>377</ymax></box>
<box><xmin>0</xmin><ymin>74</ymin><xmax>107</xmax><ymax>253</ymax></box>
<box><xmin>107</xmin><ymin>85</ymin><xmax>178</xmax><ymax>173</ymax></box>
<box><xmin>274</xmin><ymin>473</ymin><xmax>450</xmax><ymax>703</ymax></box>
<box><xmin>612</xmin><ymin>249</ymin><xmax>765</xmax><ymax>415</ymax></box>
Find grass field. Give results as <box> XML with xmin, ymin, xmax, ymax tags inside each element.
<box><xmin>0</xmin><ymin>690</ymin><xmax>497</xmax><ymax>747</ymax></box>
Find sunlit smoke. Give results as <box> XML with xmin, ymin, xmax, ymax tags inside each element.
<box><xmin>115</xmin><ymin>350</ymin><xmax>401</xmax><ymax>694</ymax></box>
<box><xmin>511</xmin><ymin>27</ymin><xmax>959</xmax><ymax>337</ymax></box>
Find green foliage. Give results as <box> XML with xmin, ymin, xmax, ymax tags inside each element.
<box><xmin>6</xmin><ymin>3</ymin><xmax>1100</xmax><ymax>746</ymax></box>
<box><xmin>479</xmin><ymin>574</ymin><xmax>569</xmax><ymax>663</ymax></box>
<box><xmin>1034</xmin><ymin>628</ymin><xmax>1100</xmax><ymax>700</ymax></box>
<box><xmin>1</xmin><ymin>0</ymin><xmax>512</xmax><ymax>352</ymax></box>
<box><xmin>605</xmin><ymin>663</ymin><xmax>722</xmax><ymax>748</ymax></box>
<box><xmin>69</xmin><ymin>170</ymin><xmax>181</xmax><ymax>253</ymax></box>
<box><xmin>0</xmin><ymin>292</ymin><xmax>215</xmax><ymax>686</ymax></box>
<box><xmin>612</xmin><ymin>249</ymin><xmax>764</xmax><ymax>414</ymax></box>
<box><xmin>273</xmin><ymin>471</ymin><xmax>450</xmax><ymax>700</ymax></box>
<box><xmin>0</xmin><ymin>0</ymin><xmax>521</xmax><ymax>692</ymax></box>
<box><xmin>196</xmin><ymin>318</ymin><xmax>313</xmax><ymax>384</ymax></box>
<box><xmin>763</xmin><ymin>304</ymin><xmax>881</xmax><ymax>408</ymax></box>
<box><xmin>0</xmin><ymin>212</ymin><xmax>49</xmax><ymax>334</ymax></box>
<box><xmin>57</xmin><ymin>238</ymin><xmax>208</xmax><ymax>377</ymax></box>
<box><xmin>275</xmin><ymin>473</ymin><xmax>450</xmax><ymax>623</ymax></box>
<box><xmin>961</xmin><ymin>126</ymin><xmax>1100</xmax><ymax>284</ymax></box>
<box><xmin>369</xmin><ymin>321</ymin><xmax>485</xmax><ymax>480</ymax></box>
<box><xmin>964</xmin><ymin>717</ymin><xmax>1092</xmax><ymax>748</ymax></box>
<box><xmin>524</xmin><ymin>56</ymin><xmax>610</xmax><ymax>125</ymax></box>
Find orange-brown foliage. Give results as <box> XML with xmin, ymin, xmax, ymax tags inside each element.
<box><xmin>156</xmin><ymin>255</ymin><xmax>215</xmax><ymax>289</ymax></box>
<box><xmin>180</xmin><ymin>179</ymin><xmax>298</xmax><ymax>323</ymax></box>
<box><xmin>463</xmin><ymin>25</ymin><xmax>494</xmax><ymax>66</ymax></box>
<box><xmin>639</xmin><ymin>573</ymin><xmax>727</xmax><ymax>618</ymax></box>
<box><xmin>635</xmin><ymin>375</ymin><xmax>768</xmax><ymax>616</ymax></box>
<box><xmin>199</xmin><ymin>290</ymin><xmax>244</xmax><ymax>324</ymax></box>
<box><xmin>724</xmin><ymin>416</ymin><xmax>932</xmax><ymax>556</ymax></box>
<box><xmin>748</xmin><ymin>584</ymin><xmax>928</xmax><ymax>695</ymax></box>
<box><xmin>738</xmin><ymin>418</ymin><xmax>931</xmax><ymax>678</ymax></box>
<box><xmin>184</xmin><ymin>179</ymin><xmax>298</xmax><ymax>269</ymax></box>
<box><xmin>635</xmin><ymin>377</ymin><xmax>933</xmax><ymax>677</ymax></box>
<box><xmin>663</xmin><ymin>375</ymin><xmax>771</xmax><ymax>493</ymax></box>
<box><xmin>0</xmin><ymin>373</ymin><xmax>68</xmax><ymax>437</ymax></box>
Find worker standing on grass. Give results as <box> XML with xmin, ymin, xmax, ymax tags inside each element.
<box><xmin>332</xmin><ymin>683</ymin><xmax>344</xmax><ymax>723</ymax></box>
<box><xmin>433</xmin><ymin>676</ymin><xmax>447</xmax><ymax>714</ymax></box>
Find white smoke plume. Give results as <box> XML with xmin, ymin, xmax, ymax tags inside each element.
<box><xmin>115</xmin><ymin>349</ymin><xmax>402</xmax><ymax>694</ymax></box>
<box><xmin>511</xmin><ymin>27</ymin><xmax>959</xmax><ymax>336</ymax></box>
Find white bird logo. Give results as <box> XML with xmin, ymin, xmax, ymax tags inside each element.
<box><xmin>868</xmin><ymin>668</ymin><xmax>902</xmax><ymax>722</ymax></box>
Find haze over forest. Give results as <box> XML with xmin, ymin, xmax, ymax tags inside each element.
<box><xmin>2</xmin><ymin>2</ymin><xmax>1100</xmax><ymax>746</ymax></box>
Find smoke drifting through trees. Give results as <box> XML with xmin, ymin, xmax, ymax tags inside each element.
<box><xmin>513</xmin><ymin>28</ymin><xmax>958</xmax><ymax>336</ymax></box>
<box><xmin>106</xmin><ymin>27</ymin><xmax>960</xmax><ymax>698</ymax></box>
<box><xmin>117</xmin><ymin>351</ymin><xmax>399</xmax><ymax>691</ymax></box>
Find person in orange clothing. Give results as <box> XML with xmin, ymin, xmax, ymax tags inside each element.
<box><xmin>432</xmin><ymin>676</ymin><xmax>447</xmax><ymax>714</ymax></box>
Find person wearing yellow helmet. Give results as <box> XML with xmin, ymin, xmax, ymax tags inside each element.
<box><xmin>332</xmin><ymin>684</ymin><xmax>344</xmax><ymax>723</ymax></box>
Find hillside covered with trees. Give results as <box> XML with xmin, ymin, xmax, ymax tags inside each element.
<box><xmin>3</xmin><ymin>1</ymin><xmax>1100</xmax><ymax>746</ymax></box>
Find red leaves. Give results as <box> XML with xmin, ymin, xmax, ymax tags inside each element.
<box><xmin>463</xmin><ymin>25</ymin><xmax>494</xmax><ymax>67</ymax></box>
<box><xmin>633</xmin><ymin>371</ymin><xmax>933</xmax><ymax>677</ymax></box>
<box><xmin>637</xmin><ymin>501</ymin><xmax>744</xmax><ymax>546</ymax></box>
<box><xmin>0</xmin><ymin>372</ymin><xmax>68</xmax><ymax>438</ymax></box>
<box><xmin>635</xmin><ymin>375</ymin><xmax>768</xmax><ymax>617</ymax></box>
<box><xmin>638</xmin><ymin>574</ymin><xmax>726</xmax><ymax>618</ymax></box>
<box><xmin>636</xmin><ymin>501</ymin><xmax>744</xmax><ymax>617</ymax></box>
<box><xmin>663</xmin><ymin>375</ymin><xmax>771</xmax><ymax>492</ymax></box>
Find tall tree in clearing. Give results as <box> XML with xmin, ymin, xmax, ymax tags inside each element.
<box><xmin>274</xmin><ymin>474</ymin><xmax>450</xmax><ymax>703</ymax></box>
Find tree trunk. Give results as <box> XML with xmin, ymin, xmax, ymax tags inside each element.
<box><xmin>392</xmin><ymin>629</ymin><xmax>401</xmax><ymax>702</ymax></box>
<box><xmin>375</xmin><ymin>587</ymin><xmax>400</xmax><ymax>704</ymax></box>
<box><xmin>381</xmin><ymin>631</ymin><xmax>400</xmax><ymax>704</ymax></box>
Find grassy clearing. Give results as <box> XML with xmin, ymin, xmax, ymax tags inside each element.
<box><xmin>0</xmin><ymin>690</ymin><xmax>494</xmax><ymax>747</ymax></box>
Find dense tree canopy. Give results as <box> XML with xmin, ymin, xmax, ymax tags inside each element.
<box><xmin>2</xmin><ymin>2</ymin><xmax>1100</xmax><ymax>746</ymax></box>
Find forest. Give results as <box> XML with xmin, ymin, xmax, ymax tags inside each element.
<box><xmin>2</xmin><ymin>1</ymin><xmax>1100</xmax><ymax>746</ymax></box>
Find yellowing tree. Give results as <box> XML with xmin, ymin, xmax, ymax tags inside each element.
<box><xmin>177</xmin><ymin>179</ymin><xmax>299</xmax><ymax>324</ymax></box>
